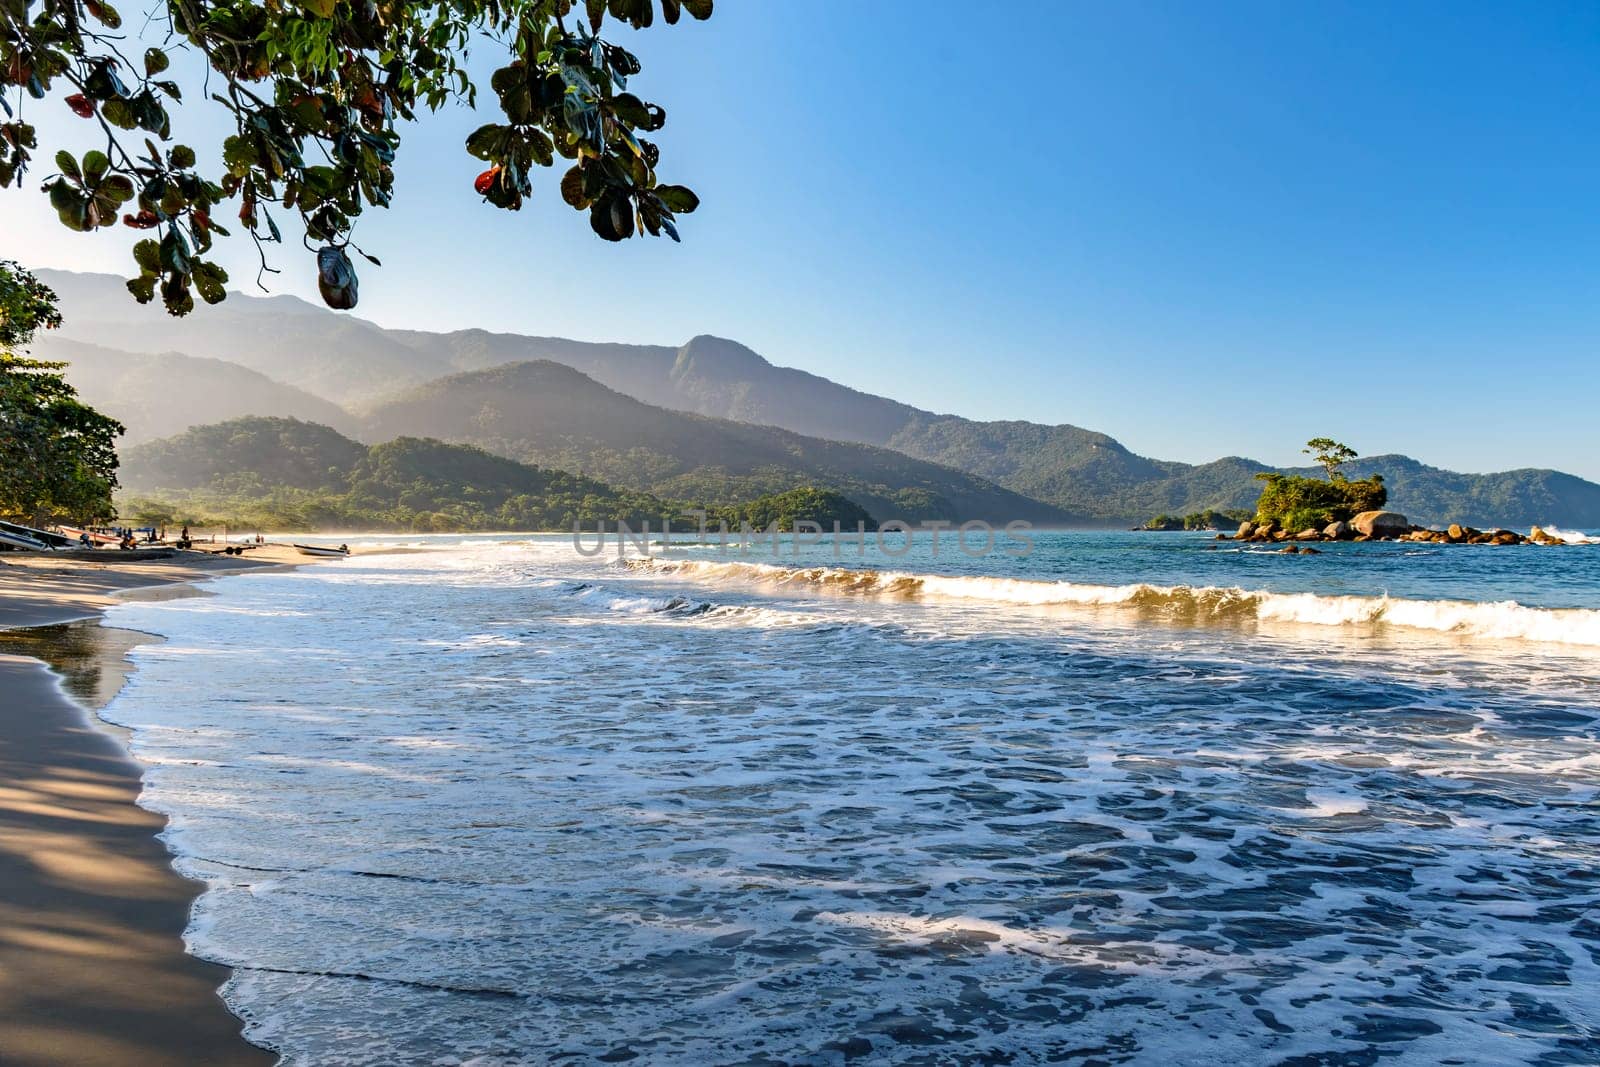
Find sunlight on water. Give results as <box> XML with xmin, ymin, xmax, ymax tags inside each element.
<box><xmin>99</xmin><ymin>535</ymin><xmax>1600</xmax><ymax>1064</ymax></box>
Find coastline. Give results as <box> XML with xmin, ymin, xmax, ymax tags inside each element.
<box><xmin>0</xmin><ymin>548</ymin><xmax>305</xmax><ymax>1067</ymax></box>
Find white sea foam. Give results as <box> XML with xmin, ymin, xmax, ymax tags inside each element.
<box><xmin>85</xmin><ymin>541</ymin><xmax>1600</xmax><ymax>1065</ymax></box>
<box><xmin>630</xmin><ymin>558</ymin><xmax>1600</xmax><ymax>647</ymax></box>
<box><xmin>1539</xmin><ymin>524</ymin><xmax>1600</xmax><ymax>545</ymax></box>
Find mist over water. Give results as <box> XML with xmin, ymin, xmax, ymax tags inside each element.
<box><xmin>99</xmin><ymin>533</ymin><xmax>1600</xmax><ymax>1064</ymax></box>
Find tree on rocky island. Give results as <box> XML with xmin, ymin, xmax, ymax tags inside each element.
<box><xmin>0</xmin><ymin>261</ymin><xmax>125</xmax><ymax>523</ymax></box>
<box><xmin>1</xmin><ymin>0</ymin><xmax>709</xmax><ymax>314</ymax></box>
<box><xmin>1254</xmin><ymin>437</ymin><xmax>1385</xmax><ymax>533</ymax></box>
<box><xmin>1303</xmin><ymin>437</ymin><xmax>1358</xmax><ymax>481</ymax></box>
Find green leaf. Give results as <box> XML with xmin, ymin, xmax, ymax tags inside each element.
<box><xmin>654</xmin><ymin>184</ymin><xmax>699</xmax><ymax>213</ymax></box>
<box><xmin>101</xmin><ymin>98</ymin><xmax>137</xmax><ymax>130</ymax></box>
<box><xmin>301</xmin><ymin>0</ymin><xmax>336</xmax><ymax>17</ymax></box>
<box><xmin>126</xmin><ymin>274</ymin><xmax>157</xmax><ymax>304</ymax></box>
<box><xmin>55</xmin><ymin>151</ymin><xmax>80</xmax><ymax>181</ymax></box>
<box><xmin>159</xmin><ymin>227</ymin><xmax>191</xmax><ymax>275</ymax></box>
<box><xmin>132</xmin><ymin>238</ymin><xmax>161</xmax><ymax>273</ymax></box>
<box><xmin>169</xmin><ymin>144</ymin><xmax>196</xmax><ymax>169</ymax></box>
<box><xmin>464</xmin><ymin>123</ymin><xmax>508</xmax><ymax>161</ymax></box>
<box><xmin>193</xmin><ymin>260</ymin><xmax>229</xmax><ymax>304</ymax></box>
<box><xmin>81</xmin><ymin>150</ymin><xmax>110</xmax><ymax>184</ymax></box>
<box><xmin>683</xmin><ymin>0</ymin><xmax>712</xmax><ymax>17</ymax></box>
<box><xmin>144</xmin><ymin>48</ymin><xmax>170</xmax><ymax>76</ymax></box>
<box><xmin>99</xmin><ymin>175</ymin><xmax>135</xmax><ymax>203</ymax></box>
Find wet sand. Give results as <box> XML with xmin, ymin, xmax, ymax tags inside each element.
<box><xmin>0</xmin><ymin>549</ymin><xmax>299</xmax><ymax>1066</ymax></box>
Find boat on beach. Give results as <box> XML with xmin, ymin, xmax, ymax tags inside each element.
<box><xmin>293</xmin><ymin>544</ymin><xmax>351</xmax><ymax>558</ymax></box>
<box><xmin>55</xmin><ymin>524</ymin><xmax>123</xmax><ymax>545</ymax></box>
<box><xmin>0</xmin><ymin>520</ymin><xmax>72</xmax><ymax>550</ymax></box>
<box><xmin>0</xmin><ymin>527</ymin><xmax>48</xmax><ymax>550</ymax></box>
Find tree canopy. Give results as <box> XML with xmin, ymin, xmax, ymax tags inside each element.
<box><xmin>0</xmin><ymin>260</ymin><xmax>125</xmax><ymax>522</ymax></box>
<box><xmin>1</xmin><ymin>0</ymin><xmax>709</xmax><ymax>314</ymax></box>
<box><xmin>1304</xmin><ymin>437</ymin><xmax>1357</xmax><ymax>481</ymax></box>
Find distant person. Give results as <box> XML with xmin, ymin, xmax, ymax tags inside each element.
<box><xmin>78</xmin><ymin>531</ymin><xmax>91</xmax><ymax>548</ymax></box>
<box><xmin>340</xmin><ymin>544</ymin><xmax>350</xmax><ymax>554</ymax></box>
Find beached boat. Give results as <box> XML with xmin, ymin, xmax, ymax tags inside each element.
<box><xmin>55</xmin><ymin>524</ymin><xmax>122</xmax><ymax>545</ymax></box>
<box><xmin>0</xmin><ymin>520</ymin><xmax>71</xmax><ymax>549</ymax></box>
<box><xmin>0</xmin><ymin>527</ymin><xmax>48</xmax><ymax>550</ymax></box>
<box><xmin>293</xmin><ymin>544</ymin><xmax>351</xmax><ymax>558</ymax></box>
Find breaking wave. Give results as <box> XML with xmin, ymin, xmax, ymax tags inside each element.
<box><xmin>628</xmin><ymin>558</ymin><xmax>1600</xmax><ymax>647</ymax></box>
<box><xmin>1539</xmin><ymin>525</ymin><xmax>1600</xmax><ymax>545</ymax></box>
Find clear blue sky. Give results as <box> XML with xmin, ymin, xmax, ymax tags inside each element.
<box><xmin>7</xmin><ymin>1</ymin><xmax>1600</xmax><ymax>478</ymax></box>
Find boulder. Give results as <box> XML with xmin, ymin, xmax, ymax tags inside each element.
<box><xmin>1530</xmin><ymin>526</ymin><xmax>1564</xmax><ymax>546</ymax></box>
<box><xmin>1446</xmin><ymin>523</ymin><xmax>1466</xmax><ymax>543</ymax></box>
<box><xmin>1296</xmin><ymin>528</ymin><xmax>1321</xmax><ymax>542</ymax></box>
<box><xmin>1489</xmin><ymin>529</ymin><xmax>1522</xmax><ymax>545</ymax></box>
<box><xmin>1323</xmin><ymin>521</ymin><xmax>1350</xmax><ymax>540</ymax></box>
<box><xmin>1351</xmin><ymin>510</ymin><xmax>1410</xmax><ymax>539</ymax></box>
<box><xmin>1279</xmin><ymin>545</ymin><xmax>1301</xmax><ymax>554</ymax></box>
<box><xmin>1235</xmin><ymin>521</ymin><xmax>1255</xmax><ymax>540</ymax></box>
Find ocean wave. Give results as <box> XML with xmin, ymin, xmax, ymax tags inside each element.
<box><xmin>1539</xmin><ymin>525</ymin><xmax>1600</xmax><ymax>545</ymax></box>
<box><xmin>627</xmin><ymin>558</ymin><xmax>1600</xmax><ymax>647</ymax></box>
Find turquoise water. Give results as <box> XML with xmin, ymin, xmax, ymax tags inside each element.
<box><xmin>92</xmin><ymin>533</ymin><xmax>1599</xmax><ymax>1064</ymax></box>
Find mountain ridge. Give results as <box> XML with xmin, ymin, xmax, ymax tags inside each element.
<box><xmin>32</xmin><ymin>269</ymin><xmax>1600</xmax><ymax>528</ymax></box>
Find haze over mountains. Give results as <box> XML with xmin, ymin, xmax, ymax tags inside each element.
<box><xmin>30</xmin><ymin>269</ymin><xmax>1600</xmax><ymax>528</ymax></box>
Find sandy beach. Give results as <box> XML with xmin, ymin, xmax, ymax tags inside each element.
<box><xmin>0</xmin><ymin>547</ymin><xmax>303</xmax><ymax>1067</ymax></box>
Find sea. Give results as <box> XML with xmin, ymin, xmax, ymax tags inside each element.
<box><xmin>91</xmin><ymin>529</ymin><xmax>1600</xmax><ymax>1065</ymax></box>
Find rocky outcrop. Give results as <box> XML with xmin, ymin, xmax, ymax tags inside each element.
<box><xmin>1228</xmin><ymin>510</ymin><xmax>1575</xmax><ymax>547</ymax></box>
<box><xmin>1351</xmin><ymin>511</ymin><xmax>1411</xmax><ymax>538</ymax></box>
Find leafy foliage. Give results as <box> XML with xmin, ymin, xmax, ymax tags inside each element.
<box><xmin>706</xmin><ymin>487</ymin><xmax>875</xmax><ymax>533</ymax></box>
<box><xmin>2</xmin><ymin>0</ymin><xmax>708</xmax><ymax>314</ymax></box>
<box><xmin>1140</xmin><ymin>508</ymin><xmax>1251</xmax><ymax>531</ymax></box>
<box><xmin>118</xmin><ymin>416</ymin><xmax>679</xmax><ymax>530</ymax></box>
<box><xmin>0</xmin><ymin>262</ymin><xmax>124</xmax><ymax>522</ymax></box>
<box><xmin>1254</xmin><ymin>472</ymin><xmax>1386</xmax><ymax>531</ymax></box>
<box><xmin>1304</xmin><ymin>437</ymin><xmax>1358</xmax><ymax>480</ymax></box>
<box><xmin>1254</xmin><ymin>438</ymin><xmax>1385</xmax><ymax>530</ymax></box>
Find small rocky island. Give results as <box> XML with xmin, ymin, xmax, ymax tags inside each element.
<box><xmin>1164</xmin><ymin>438</ymin><xmax>1579</xmax><ymax>550</ymax></box>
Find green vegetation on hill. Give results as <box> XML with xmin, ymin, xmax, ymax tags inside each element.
<box><xmin>118</xmin><ymin>417</ymin><xmax>882</xmax><ymax>534</ymax></box>
<box><xmin>358</xmin><ymin>361</ymin><xmax>1066</xmax><ymax>524</ymax></box>
<box><xmin>707</xmin><ymin>488</ymin><xmax>875</xmax><ymax>533</ymax></box>
<box><xmin>120</xmin><ymin>418</ymin><xmax>674</xmax><ymax>532</ymax></box>
<box><xmin>1141</xmin><ymin>508</ymin><xmax>1253</xmax><ymax>531</ymax></box>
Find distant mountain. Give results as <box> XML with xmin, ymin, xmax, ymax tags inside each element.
<box><xmin>35</xmin><ymin>270</ymin><xmax>443</xmax><ymax>407</ymax></box>
<box><xmin>39</xmin><ymin>269</ymin><xmax>1600</xmax><ymax>527</ymax></box>
<box><xmin>120</xmin><ymin>416</ymin><xmax>368</xmax><ymax>493</ymax></box>
<box><xmin>33</xmin><ymin>337</ymin><xmax>358</xmax><ymax>445</ymax></box>
<box><xmin>359</xmin><ymin>361</ymin><xmax>1069</xmax><ymax>524</ymax></box>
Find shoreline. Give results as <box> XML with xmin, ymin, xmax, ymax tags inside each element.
<box><xmin>0</xmin><ymin>548</ymin><xmax>308</xmax><ymax>1066</ymax></box>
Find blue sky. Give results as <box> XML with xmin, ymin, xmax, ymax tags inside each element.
<box><xmin>7</xmin><ymin>1</ymin><xmax>1600</xmax><ymax>478</ymax></box>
